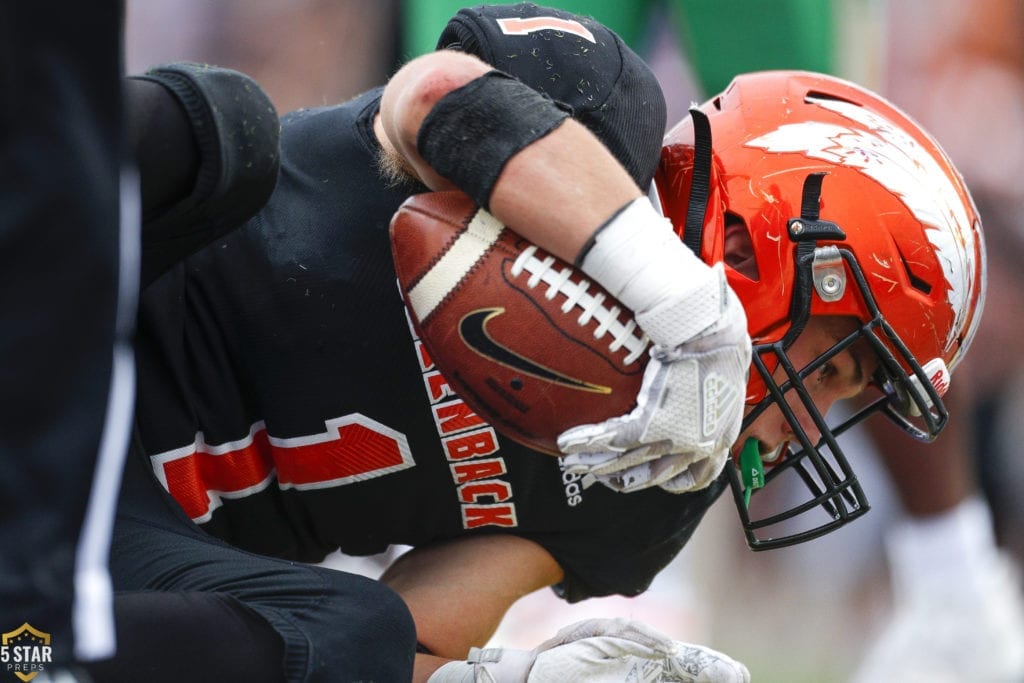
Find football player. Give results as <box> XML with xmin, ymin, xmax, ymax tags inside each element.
<box><xmin>408</xmin><ymin>2</ymin><xmax>1023</xmax><ymax>681</ymax></box>
<box><xmin>103</xmin><ymin>3</ymin><xmax>983</xmax><ymax>681</ymax></box>
<box><xmin>406</xmin><ymin>2</ymin><xmax>1024</xmax><ymax>679</ymax></box>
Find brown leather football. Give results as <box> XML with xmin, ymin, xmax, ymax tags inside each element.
<box><xmin>390</xmin><ymin>191</ymin><xmax>648</xmax><ymax>455</ymax></box>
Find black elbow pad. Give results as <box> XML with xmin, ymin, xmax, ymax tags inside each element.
<box><xmin>132</xmin><ymin>63</ymin><xmax>280</xmax><ymax>286</ymax></box>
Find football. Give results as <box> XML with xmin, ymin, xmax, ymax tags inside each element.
<box><xmin>390</xmin><ymin>191</ymin><xmax>649</xmax><ymax>455</ymax></box>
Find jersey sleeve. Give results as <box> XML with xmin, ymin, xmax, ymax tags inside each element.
<box><xmin>130</xmin><ymin>63</ymin><xmax>281</xmax><ymax>286</ymax></box>
<box><xmin>543</xmin><ymin>475</ymin><xmax>728</xmax><ymax>603</ymax></box>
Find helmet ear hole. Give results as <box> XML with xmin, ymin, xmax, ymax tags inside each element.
<box><xmin>805</xmin><ymin>90</ymin><xmax>858</xmax><ymax>107</ymax></box>
<box><xmin>895</xmin><ymin>245</ymin><xmax>934</xmax><ymax>295</ymax></box>
<box><xmin>724</xmin><ymin>212</ymin><xmax>760</xmax><ymax>281</ymax></box>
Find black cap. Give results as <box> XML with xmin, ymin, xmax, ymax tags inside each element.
<box><xmin>437</xmin><ymin>3</ymin><xmax>666</xmax><ymax>190</ymax></box>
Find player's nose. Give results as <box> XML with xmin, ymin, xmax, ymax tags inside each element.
<box><xmin>780</xmin><ymin>401</ymin><xmax>825</xmax><ymax>446</ymax></box>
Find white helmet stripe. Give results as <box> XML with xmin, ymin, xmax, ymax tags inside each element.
<box><xmin>745</xmin><ymin>96</ymin><xmax>981</xmax><ymax>354</ymax></box>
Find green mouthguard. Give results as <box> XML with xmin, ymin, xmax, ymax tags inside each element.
<box><xmin>740</xmin><ymin>437</ymin><xmax>765</xmax><ymax>508</ymax></box>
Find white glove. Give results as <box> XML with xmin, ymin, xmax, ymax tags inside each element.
<box><xmin>557</xmin><ymin>198</ymin><xmax>751</xmax><ymax>493</ymax></box>
<box><xmin>559</xmin><ymin>441</ymin><xmax>729</xmax><ymax>494</ymax></box>
<box><xmin>428</xmin><ymin>617</ymin><xmax>751</xmax><ymax>683</ymax></box>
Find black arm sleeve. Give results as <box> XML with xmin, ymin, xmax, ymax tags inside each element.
<box><xmin>125</xmin><ymin>78</ymin><xmax>200</xmax><ymax>218</ymax></box>
<box><xmin>127</xmin><ymin>63</ymin><xmax>281</xmax><ymax>286</ymax></box>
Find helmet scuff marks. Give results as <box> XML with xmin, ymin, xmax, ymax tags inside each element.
<box><xmin>744</xmin><ymin>95</ymin><xmax>980</xmax><ymax>353</ymax></box>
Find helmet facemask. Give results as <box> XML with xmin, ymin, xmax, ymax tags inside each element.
<box><xmin>730</xmin><ymin>173</ymin><xmax>950</xmax><ymax>549</ymax></box>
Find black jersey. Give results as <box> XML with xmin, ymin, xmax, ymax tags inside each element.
<box><xmin>134</xmin><ymin>88</ymin><xmax>726</xmax><ymax>603</ymax></box>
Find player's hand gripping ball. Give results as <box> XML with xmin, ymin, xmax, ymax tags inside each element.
<box><xmin>390</xmin><ymin>191</ymin><xmax>648</xmax><ymax>455</ymax></box>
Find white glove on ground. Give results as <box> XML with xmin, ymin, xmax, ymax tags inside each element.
<box><xmin>428</xmin><ymin>617</ymin><xmax>751</xmax><ymax>683</ymax></box>
<box><xmin>557</xmin><ymin>198</ymin><xmax>751</xmax><ymax>493</ymax></box>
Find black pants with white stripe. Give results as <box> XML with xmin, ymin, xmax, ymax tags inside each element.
<box><xmin>0</xmin><ymin>1</ymin><xmax>135</xmax><ymax>667</ymax></box>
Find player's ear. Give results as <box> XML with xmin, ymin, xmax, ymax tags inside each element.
<box><xmin>723</xmin><ymin>212</ymin><xmax>759</xmax><ymax>281</ymax></box>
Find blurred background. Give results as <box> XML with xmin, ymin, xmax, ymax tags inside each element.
<box><xmin>125</xmin><ymin>1</ymin><xmax>1024</xmax><ymax>681</ymax></box>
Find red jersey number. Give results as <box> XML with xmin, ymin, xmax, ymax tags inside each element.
<box><xmin>150</xmin><ymin>414</ymin><xmax>414</xmax><ymax>523</ymax></box>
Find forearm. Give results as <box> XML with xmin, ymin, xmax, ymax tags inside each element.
<box><xmin>381</xmin><ymin>51</ymin><xmax>711</xmax><ymax>336</ymax></box>
<box><xmin>379</xmin><ymin>50</ymin><xmax>640</xmax><ymax>265</ymax></box>
<box><xmin>487</xmin><ymin>118</ymin><xmax>641</xmax><ymax>263</ymax></box>
<box><xmin>379</xmin><ymin>535</ymin><xmax>563</xmax><ymax>658</ymax></box>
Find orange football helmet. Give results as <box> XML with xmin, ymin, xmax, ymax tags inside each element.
<box><xmin>655</xmin><ymin>71</ymin><xmax>986</xmax><ymax>549</ymax></box>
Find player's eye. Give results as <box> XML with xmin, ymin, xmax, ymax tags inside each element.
<box><xmin>816</xmin><ymin>361</ymin><xmax>836</xmax><ymax>384</ymax></box>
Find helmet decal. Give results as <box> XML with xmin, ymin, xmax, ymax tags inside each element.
<box><xmin>745</xmin><ymin>95</ymin><xmax>980</xmax><ymax>354</ymax></box>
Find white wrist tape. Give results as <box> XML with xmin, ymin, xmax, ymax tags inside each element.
<box><xmin>579</xmin><ymin>197</ymin><xmax>723</xmax><ymax>348</ymax></box>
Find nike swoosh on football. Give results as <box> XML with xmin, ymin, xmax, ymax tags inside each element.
<box><xmin>459</xmin><ymin>308</ymin><xmax>612</xmax><ymax>394</ymax></box>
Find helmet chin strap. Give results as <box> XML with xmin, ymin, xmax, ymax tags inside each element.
<box><xmin>783</xmin><ymin>172</ymin><xmax>847</xmax><ymax>344</ymax></box>
<box><xmin>681</xmin><ymin>108</ymin><xmax>713</xmax><ymax>258</ymax></box>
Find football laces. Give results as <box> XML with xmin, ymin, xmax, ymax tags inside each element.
<box><xmin>510</xmin><ymin>245</ymin><xmax>650</xmax><ymax>365</ymax></box>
